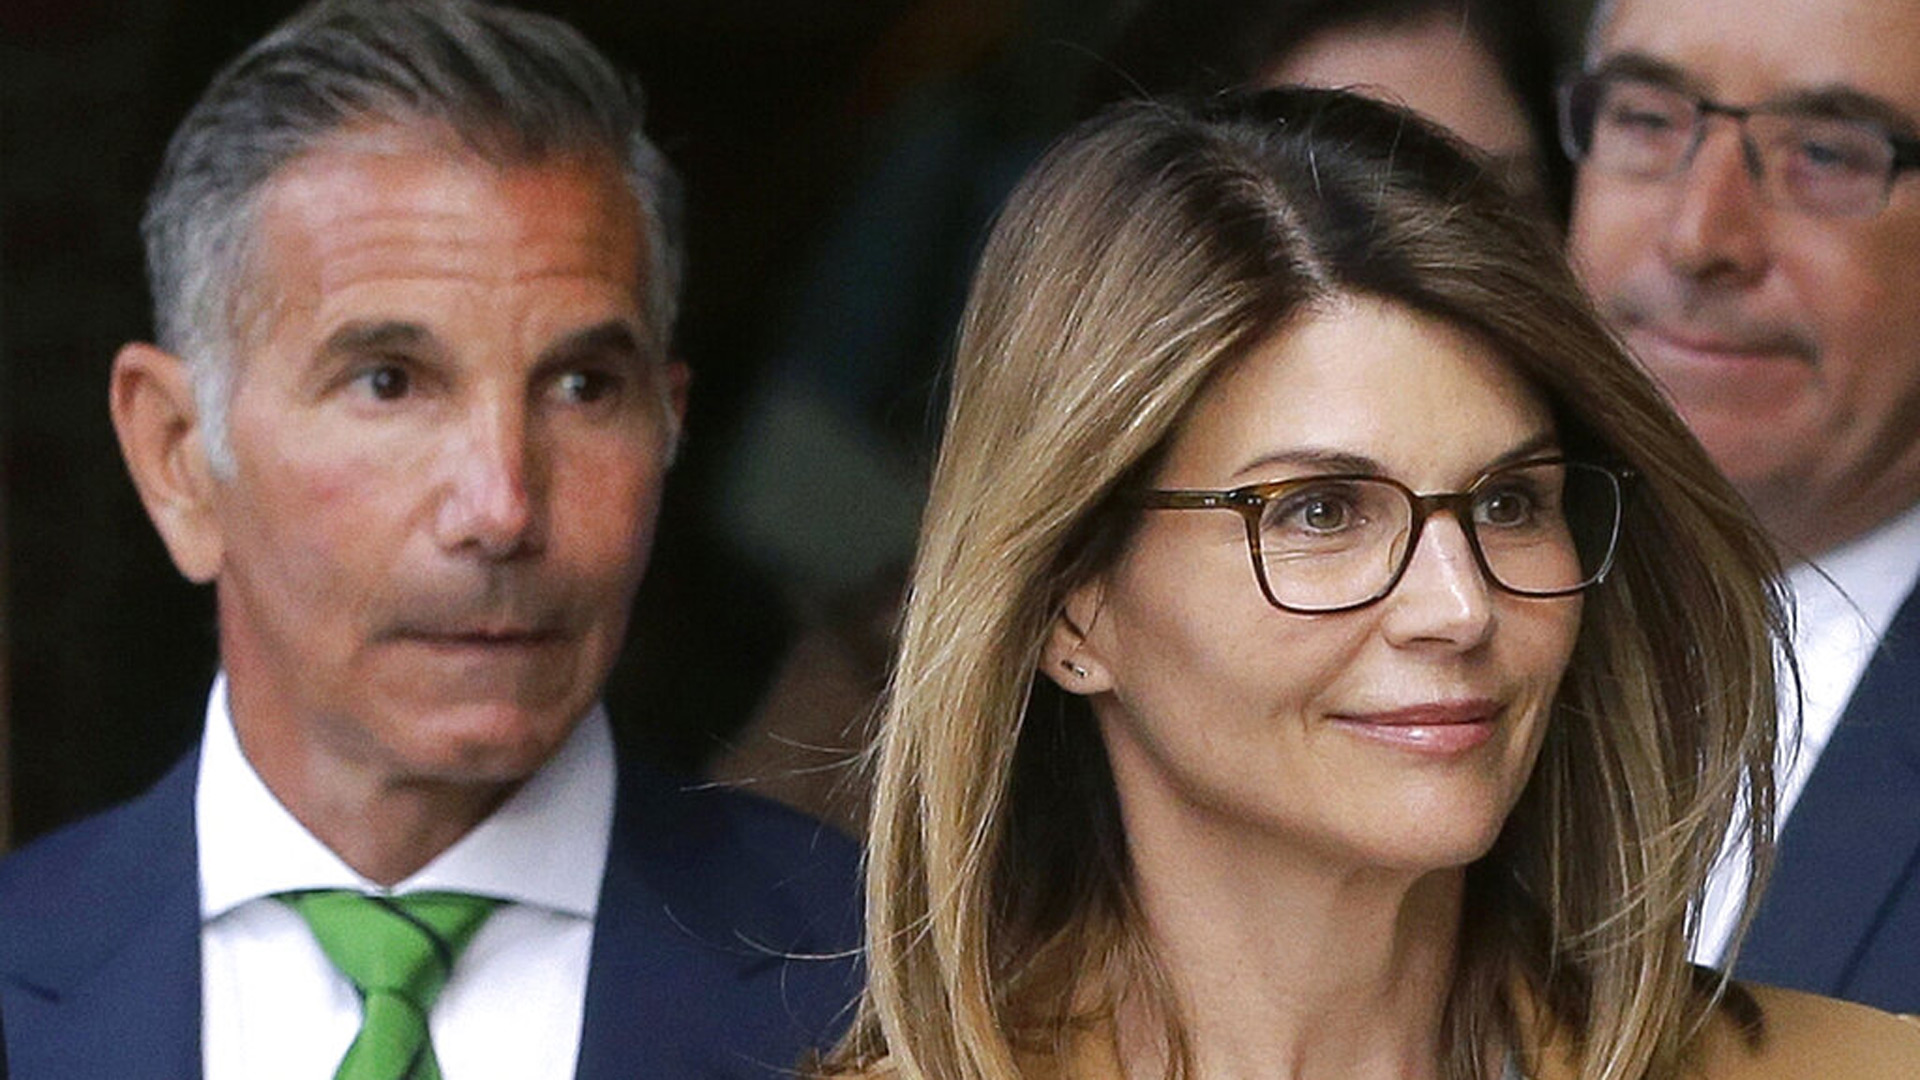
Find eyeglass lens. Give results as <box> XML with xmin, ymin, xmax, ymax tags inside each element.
<box><xmin>1253</xmin><ymin>461</ymin><xmax>1620</xmax><ymax>612</ymax></box>
<box><xmin>1566</xmin><ymin>74</ymin><xmax>1898</xmax><ymax>217</ymax></box>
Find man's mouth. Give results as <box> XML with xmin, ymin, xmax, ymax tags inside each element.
<box><xmin>1629</xmin><ymin>323</ymin><xmax>1812</xmax><ymax>367</ymax></box>
<box><xmin>403</xmin><ymin>629</ymin><xmax>564</xmax><ymax>646</ymax></box>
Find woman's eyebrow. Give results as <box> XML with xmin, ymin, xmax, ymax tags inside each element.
<box><xmin>1228</xmin><ymin>448</ymin><xmax>1385</xmax><ymax>483</ymax></box>
<box><xmin>1227</xmin><ymin>430</ymin><xmax>1560</xmax><ymax>486</ymax></box>
<box><xmin>1484</xmin><ymin>430</ymin><xmax>1563</xmax><ymax>469</ymax></box>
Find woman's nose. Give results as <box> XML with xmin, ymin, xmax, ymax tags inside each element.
<box><xmin>1379</xmin><ymin>514</ymin><xmax>1495</xmax><ymax>650</ymax></box>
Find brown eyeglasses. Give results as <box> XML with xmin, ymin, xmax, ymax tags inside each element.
<box><xmin>1141</xmin><ymin>457</ymin><xmax>1629</xmax><ymax>614</ymax></box>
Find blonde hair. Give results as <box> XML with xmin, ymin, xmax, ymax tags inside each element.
<box><xmin>832</xmin><ymin>89</ymin><xmax>1786</xmax><ymax>1080</ymax></box>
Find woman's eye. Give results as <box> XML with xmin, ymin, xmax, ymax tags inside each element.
<box><xmin>1268</xmin><ymin>491</ymin><xmax>1359</xmax><ymax>535</ymax></box>
<box><xmin>1476</xmin><ymin>489</ymin><xmax>1536</xmax><ymax>527</ymax></box>
<box><xmin>1299</xmin><ymin>498</ymin><xmax>1349</xmax><ymax>531</ymax></box>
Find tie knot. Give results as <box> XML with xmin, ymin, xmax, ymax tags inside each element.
<box><xmin>280</xmin><ymin>890</ymin><xmax>500</xmax><ymax>1002</ymax></box>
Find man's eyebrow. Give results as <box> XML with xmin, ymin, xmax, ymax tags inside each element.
<box><xmin>1767</xmin><ymin>87</ymin><xmax>1919</xmax><ymax>138</ymax></box>
<box><xmin>1590</xmin><ymin>52</ymin><xmax>1920</xmax><ymax>137</ymax></box>
<box><xmin>319</xmin><ymin>320</ymin><xmax>437</xmax><ymax>357</ymax></box>
<box><xmin>539</xmin><ymin>321</ymin><xmax>647</xmax><ymax>367</ymax></box>
<box><xmin>1588</xmin><ymin>52</ymin><xmax>1700</xmax><ymax>95</ymax></box>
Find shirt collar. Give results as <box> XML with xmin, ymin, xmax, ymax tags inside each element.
<box><xmin>197</xmin><ymin>673</ymin><xmax>615</xmax><ymax>921</ymax></box>
<box><xmin>1790</xmin><ymin>497</ymin><xmax>1920</xmax><ymax>645</ymax></box>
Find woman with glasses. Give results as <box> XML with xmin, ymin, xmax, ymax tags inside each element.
<box><xmin>823</xmin><ymin>88</ymin><xmax>1920</xmax><ymax>1079</ymax></box>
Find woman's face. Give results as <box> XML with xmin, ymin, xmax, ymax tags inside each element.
<box><xmin>1055</xmin><ymin>296</ymin><xmax>1581</xmax><ymax>874</ymax></box>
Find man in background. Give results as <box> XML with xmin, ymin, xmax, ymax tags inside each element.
<box><xmin>1564</xmin><ymin>0</ymin><xmax>1920</xmax><ymax>1011</ymax></box>
<box><xmin>0</xmin><ymin>1</ymin><xmax>859</xmax><ymax>1076</ymax></box>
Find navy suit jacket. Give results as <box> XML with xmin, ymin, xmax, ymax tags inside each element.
<box><xmin>0</xmin><ymin>747</ymin><xmax>862</xmax><ymax>1078</ymax></box>
<box><xmin>1738</xmin><ymin>578</ymin><xmax>1920</xmax><ymax>1012</ymax></box>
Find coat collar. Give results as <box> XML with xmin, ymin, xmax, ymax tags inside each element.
<box><xmin>574</xmin><ymin>758</ymin><xmax>861</xmax><ymax>1078</ymax></box>
<box><xmin>1739</xmin><ymin>580</ymin><xmax>1920</xmax><ymax>997</ymax></box>
<box><xmin>0</xmin><ymin>752</ymin><xmax>204</xmax><ymax>1079</ymax></box>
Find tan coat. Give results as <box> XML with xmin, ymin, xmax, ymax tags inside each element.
<box><xmin>1014</xmin><ymin>983</ymin><xmax>1920</xmax><ymax>1079</ymax></box>
<box><xmin>1644</xmin><ymin>984</ymin><xmax>1920</xmax><ymax>1080</ymax></box>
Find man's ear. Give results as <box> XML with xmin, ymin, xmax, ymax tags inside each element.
<box><xmin>110</xmin><ymin>343</ymin><xmax>224</xmax><ymax>583</ymax></box>
<box><xmin>656</xmin><ymin>356</ymin><xmax>691</xmax><ymax>464</ymax></box>
<box><xmin>1040</xmin><ymin>578</ymin><xmax>1115</xmax><ymax>695</ymax></box>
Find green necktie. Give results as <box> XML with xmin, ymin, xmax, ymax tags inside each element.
<box><xmin>280</xmin><ymin>889</ymin><xmax>502</xmax><ymax>1080</ymax></box>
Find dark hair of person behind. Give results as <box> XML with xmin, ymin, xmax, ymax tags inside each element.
<box><xmin>1080</xmin><ymin>0</ymin><xmax>1569</xmax><ymax>221</ymax></box>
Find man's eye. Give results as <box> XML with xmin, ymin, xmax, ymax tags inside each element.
<box><xmin>1788</xmin><ymin>130</ymin><xmax>1881</xmax><ymax>175</ymax></box>
<box><xmin>554</xmin><ymin>369</ymin><xmax>621</xmax><ymax>404</ymax></box>
<box><xmin>1599</xmin><ymin>98</ymin><xmax>1690</xmax><ymax>142</ymax></box>
<box><xmin>355</xmin><ymin>364</ymin><xmax>411</xmax><ymax>401</ymax></box>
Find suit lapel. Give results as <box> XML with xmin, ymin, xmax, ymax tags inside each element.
<box><xmin>0</xmin><ymin>752</ymin><xmax>204</xmax><ymax>1079</ymax></box>
<box><xmin>572</xmin><ymin>759</ymin><xmax>861</xmax><ymax>1079</ymax></box>
<box><xmin>572</xmin><ymin>760</ymin><xmax>801</xmax><ymax>1080</ymax></box>
<box><xmin>571</xmin><ymin>768</ymin><xmax>701</xmax><ymax>1080</ymax></box>
<box><xmin>1739</xmin><ymin>581</ymin><xmax>1920</xmax><ymax>993</ymax></box>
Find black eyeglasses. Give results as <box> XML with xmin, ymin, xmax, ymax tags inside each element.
<box><xmin>1141</xmin><ymin>457</ymin><xmax>1629</xmax><ymax>615</ymax></box>
<box><xmin>1559</xmin><ymin>70</ymin><xmax>1920</xmax><ymax>218</ymax></box>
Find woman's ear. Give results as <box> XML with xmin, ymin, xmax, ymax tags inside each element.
<box><xmin>1041</xmin><ymin>578</ymin><xmax>1114</xmax><ymax>695</ymax></box>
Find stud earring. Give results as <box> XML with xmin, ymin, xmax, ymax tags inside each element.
<box><xmin>1060</xmin><ymin>659</ymin><xmax>1089</xmax><ymax>679</ymax></box>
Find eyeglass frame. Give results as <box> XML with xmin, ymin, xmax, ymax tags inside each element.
<box><xmin>1138</xmin><ymin>456</ymin><xmax>1632</xmax><ymax>615</ymax></box>
<box><xmin>1556</xmin><ymin>67</ymin><xmax>1920</xmax><ymax>218</ymax></box>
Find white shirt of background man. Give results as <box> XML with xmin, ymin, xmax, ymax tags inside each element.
<box><xmin>1692</xmin><ymin>498</ymin><xmax>1920</xmax><ymax>967</ymax></box>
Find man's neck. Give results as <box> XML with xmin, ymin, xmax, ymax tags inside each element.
<box><xmin>231</xmin><ymin>710</ymin><xmax>519</xmax><ymax>886</ymax></box>
<box><xmin>1756</xmin><ymin>471</ymin><xmax>1920</xmax><ymax>566</ymax></box>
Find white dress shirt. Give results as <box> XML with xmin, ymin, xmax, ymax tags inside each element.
<box><xmin>1691</xmin><ymin>500</ymin><xmax>1920</xmax><ymax>967</ymax></box>
<box><xmin>197</xmin><ymin>675</ymin><xmax>615</xmax><ymax>1080</ymax></box>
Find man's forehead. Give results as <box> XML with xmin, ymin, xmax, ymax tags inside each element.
<box><xmin>1596</xmin><ymin>0</ymin><xmax>1920</xmax><ymax>114</ymax></box>
<box><xmin>228</xmin><ymin>133</ymin><xmax>652</xmax><ymax>364</ymax></box>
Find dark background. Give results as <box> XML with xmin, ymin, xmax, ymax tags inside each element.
<box><xmin>0</xmin><ymin>0</ymin><xmax>1587</xmax><ymax>849</ymax></box>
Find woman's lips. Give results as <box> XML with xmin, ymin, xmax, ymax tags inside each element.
<box><xmin>1328</xmin><ymin>702</ymin><xmax>1499</xmax><ymax>755</ymax></box>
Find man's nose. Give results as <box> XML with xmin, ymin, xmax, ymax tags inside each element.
<box><xmin>1380</xmin><ymin>514</ymin><xmax>1495</xmax><ymax>651</ymax></box>
<box><xmin>1659</xmin><ymin>122</ymin><xmax>1770</xmax><ymax>284</ymax></box>
<box><xmin>435</xmin><ymin>400</ymin><xmax>542</xmax><ymax>559</ymax></box>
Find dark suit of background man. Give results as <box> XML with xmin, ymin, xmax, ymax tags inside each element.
<box><xmin>1563</xmin><ymin>0</ymin><xmax>1920</xmax><ymax>1012</ymax></box>
<box><xmin>0</xmin><ymin>1</ymin><xmax>860</xmax><ymax>1075</ymax></box>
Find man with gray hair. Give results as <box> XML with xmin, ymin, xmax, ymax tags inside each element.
<box><xmin>0</xmin><ymin>1</ymin><xmax>860</xmax><ymax>1076</ymax></box>
<box><xmin>1562</xmin><ymin>0</ymin><xmax>1920</xmax><ymax>1012</ymax></box>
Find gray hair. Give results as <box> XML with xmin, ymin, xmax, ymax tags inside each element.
<box><xmin>143</xmin><ymin>0</ymin><xmax>684</xmax><ymax>470</ymax></box>
<box><xmin>1582</xmin><ymin>0</ymin><xmax>1620</xmax><ymax>62</ymax></box>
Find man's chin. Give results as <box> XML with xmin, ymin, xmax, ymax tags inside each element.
<box><xmin>383</xmin><ymin>700</ymin><xmax>588</xmax><ymax>786</ymax></box>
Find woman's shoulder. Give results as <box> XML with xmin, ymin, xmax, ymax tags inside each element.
<box><xmin>1691</xmin><ymin>983</ymin><xmax>1920</xmax><ymax>1078</ymax></box>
